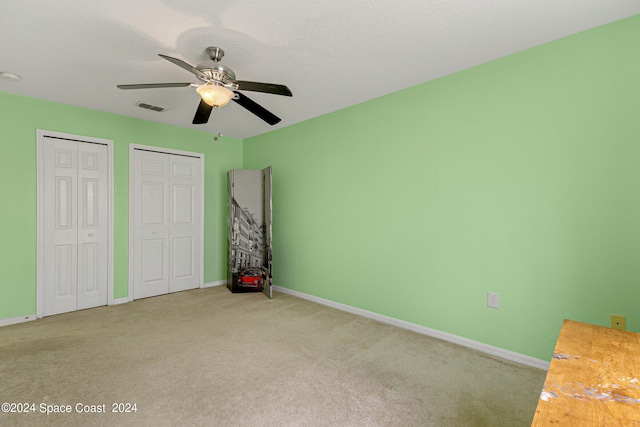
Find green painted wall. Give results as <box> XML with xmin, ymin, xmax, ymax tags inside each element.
<box><xmin>0</xmin><ymin>92</ymin><xmax>243</xmax><ymax>318</ymax></box>
<box><xmin>243</xmin><ymin>15</ymin><xmax>640</xmax><ymax>361</ymax></box>
<box><xmin>2</xmin><ymin>15</ymin><xmax>638</xmax><ymax>362</ymax></box>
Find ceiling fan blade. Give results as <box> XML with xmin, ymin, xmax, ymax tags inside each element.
<box><xmin>193</xmin><ymin>99</ymin><xmax>214</xmax><ymax>124</ymax></box>
<box><xmin>233</xmin><ymin>92</ymin><xmax>281</xmax><ymax>125</ymax></box>
<box><xmin>234</xmin><ymin>81</ymin><xmax>292</xmax><ymax>97</ymax></box>
<box><xmin>158</xmin><ymin>54</ymin><xmax>209</xmax><ymax>81</ymax></box>
<box><xmin>117</xmin><ymin>83</ymin><xmax>192</xmax><ymax>90</ymax></box>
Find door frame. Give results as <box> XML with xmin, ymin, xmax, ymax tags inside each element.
<box><xmin>128</xmin><ymin>143</ymin><xmax>205</xmax><ymax>301</ymax></box>
<box><xmin>36</xmin><ymin>129</ymin><xmax>115</xmax><ymax>318</ymax></box>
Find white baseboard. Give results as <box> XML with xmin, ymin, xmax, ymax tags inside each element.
<box><xmin>203</xmin><ymin>280</ymin><xmax>227</xmax><ymax>288</ymax></box>
<box><xmin>0</xmin><ymin>314</ymin><xmax>37</xmax><ymax>327</ymax></box>
<box><xmin>110</xmin><ymin>281</ymin><xmax>226</xmax><ymax>304</ymax></box>
<box><xmin>273</xmin><ymin>286</ymin><xmax>549</xmax><ymax>371</ymax></box>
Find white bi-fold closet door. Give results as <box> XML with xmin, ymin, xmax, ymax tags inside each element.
<box><xmin>130</xmin><ymin>146</ymin><xmax>203</xmax><ymax>300</ymax></box>
<box><xmin>37</xmin><ymin>130</ymin><xmax>114</xmax><ymax>317</ymax></box>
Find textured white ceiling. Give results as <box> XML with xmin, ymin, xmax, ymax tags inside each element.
<box><xmin>1</xmin><ymin>0</ymin><xmax>639</xmax><ymax>139</ymax></box>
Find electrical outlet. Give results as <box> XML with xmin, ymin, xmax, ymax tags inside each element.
<box><xmin>611</xmin><ymin>315</ymin><xmax>626</xmax><ymax>331</ymax></box>
<box><xmin>487</xmin><ymin>292</ymin><xmax>499</xmax><ymax>309</ymax></box>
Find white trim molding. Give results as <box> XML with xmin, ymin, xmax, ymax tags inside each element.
<box><xmin>111</xmin><ymin>297</ymin><xmax>129</xmax><ymax>306</ymax></box>
<box><xmin>273</xmin><ymin>286</ymin><xmax>549</xmax><ymax>371</ymax></box>
<box><xmin>0</xmin><ymin>314</ymin><xmax>37</xmax><ymax>328</ymax></box>
<box><xmin>203</xmin><ymin>280</ymin><xmax>227</xmax><ymax>288</ymax></box>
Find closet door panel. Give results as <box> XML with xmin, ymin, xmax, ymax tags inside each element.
<box><xmin>43</xmin><ymin>141</ymin><xmax>78</xmax><ymax>315</ymax></box>
<box><xmin>133</xmin><ymin>150</ymin><xmax>170</xmax><ymax>299</ymax></box>
<box><xmin>131</xmin><ymin>149</ymin><xmax>201</xmax><ymax>298</ymax></box>
<box><xmin>77</xmin><ymin>143</ymin><xmax>108</xmax><ymax>309</ymax></box>
<box><xmin>169</xmin><ymin>156</ymin><xmax>200</xmax><ymax>293</ymax></box>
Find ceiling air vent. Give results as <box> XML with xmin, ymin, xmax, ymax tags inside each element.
<box><xmin>136</xmin><ymin>102</ymin><xmax>166</xmax><ymax>112</ymax></box>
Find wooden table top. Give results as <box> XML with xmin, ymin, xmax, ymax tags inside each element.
<box><xmin>532</xmin><ymin>319</ymin><xmax>640</xmax><ymax>426</ymax></box>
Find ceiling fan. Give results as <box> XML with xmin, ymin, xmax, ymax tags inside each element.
<box><xmin>117</xmin><ymin>46</ymin><xmax>292</xmax><ymax>125</ymax></box>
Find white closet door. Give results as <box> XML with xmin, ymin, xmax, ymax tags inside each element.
<box><xmin>132</xmin><ymin>150</ymin><xmax>170</xmax><ymax>299</ymax></box>
<box><xmin>169</xmin><ymin>155</ymin><xmax>201</xmax><ymax>293</ymax></box>
<box><xmin>77</xmin><ymin>143</ymin><xmax>109</xmax><ymax>309</ymax></box>
<box><xmin>42</xmin><ymin>139</ymin><xmax>108</xmax><ymax>316</ymax></box>
<box><xmin>132</xmin><ymin>148</ymin><xmax>201</xmax><ymax>299</ymax></box>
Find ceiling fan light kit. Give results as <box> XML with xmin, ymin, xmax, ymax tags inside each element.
<box><xmin>117</xmin><ymin>46</ymin><xmax>292</xmax><ymax>125</ymax></box>
<box><xmin>196</xmin><ymin>84</ymin><xmax>234</xmax><ymax>107</ymax></box>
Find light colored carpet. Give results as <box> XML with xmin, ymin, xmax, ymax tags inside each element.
<box><xmin>0</xmin><ymin>286</ymin><xmax>545</xmax><ymax>426</ymax></box>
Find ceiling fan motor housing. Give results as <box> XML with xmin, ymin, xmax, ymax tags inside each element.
<box><xmin>196</xmin><ymin>62</ymin><xmax>237</xmax><ymax>87</ymax></box>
